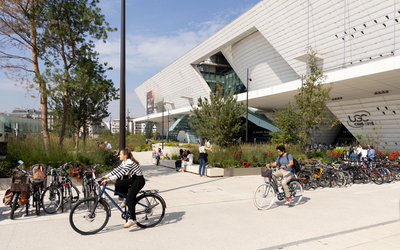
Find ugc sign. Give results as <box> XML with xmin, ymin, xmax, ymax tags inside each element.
<box><xmin>347</xmin><ymin>110</ymin><xmax>374</xmax><ymax>128</ymax></box>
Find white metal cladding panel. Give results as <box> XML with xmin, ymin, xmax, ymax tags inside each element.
<box><xmin>136</xmin><ymin>0</ymin><xmax>400</xmax><ymax>110</ymax></box>
<box><xmin>328</xmin><ymin>94</ymin><xmax>400</xmax><ymax>151</ymax></box>
<box><xmin>223</xmin><ymin>31</ymin><xmax>298</xmax><ymax>91</ymax></box>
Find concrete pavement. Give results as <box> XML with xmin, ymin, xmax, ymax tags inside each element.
<box><xmin>0</xmin><ymin>164</ymin><xmax>399</xmax><ymax>250</ymax></box>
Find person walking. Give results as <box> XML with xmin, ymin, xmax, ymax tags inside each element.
<box><xmin>198</xmin><ymin>141</ymin><xmax>212</xmax><ymax>177</ymax></box>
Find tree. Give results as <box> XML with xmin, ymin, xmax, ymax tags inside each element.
<box><xmin>36</xmin><ymin>0</ymin><xmax>115</xmax><ymax>146</ymax></box>
<box><xmin>270</xmin><ymin>103</ymin><xmax>302</xmax><ymax>144</ymax></box>
<box><xmin>294</xmin><ymin>48</ymin><xmax>338</xmax><ymax>158</ymax></box>
<box><xmin>48</xmin><ymin>47</ymin><xmax>118</xmax><ymax>151</ymax></box>
<box><xmin>354</xmin><ymin>122</ymin><xmax>383</xmax><ymax>148</ymax></box>
<box><xmin>190</xmin><ymin>81</ymin><xmax>246</xmax><ymax>147</ymax></box>
<box><xmin>0</xmin><ymin>0</ymin><xmax>51</xmax><ymax>150</ymax></box>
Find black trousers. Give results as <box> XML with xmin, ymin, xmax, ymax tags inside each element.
<box><xmin>115</xmin><ymin>175</ymin><xmax>145</xmax><ymax>220</ymax></box>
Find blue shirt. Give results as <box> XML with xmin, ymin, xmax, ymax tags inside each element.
<box><xmin>275</xmin><ymin>153</ymin><xmax>294</xmax><ymax>173</ymax></box>
<box><xmin>368</xmin><ymin>149</ymin><xmax>375</xmax><ymax>158</ymax></box>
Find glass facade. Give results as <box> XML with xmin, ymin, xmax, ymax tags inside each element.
<box><xmin>198</xmin><ymin>52</ymin><xmax>246</xmax><ymax>95</ymax></box>
<box><xmin>0</xmin><ymin>114</ymin><xmax>42</xmax><ymax>141</ymax></box>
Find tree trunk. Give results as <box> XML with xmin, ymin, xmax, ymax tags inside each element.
<box><xmin>59</xmin><ymin>73</ymin><xmax>69</xmax><ymax>146</ymax></box>
<box><xmin>30</xmin><ymin>2</ymin><xmax>50</xmax><ymax>151</ymax></box>
<box><xmin>75</xmin><ymin>130</ymin><xmax>79</xmax><ymax>154</ymax></box>
<box><xmin>83</xmin><ymin>124</ymin><xmax>86</xmax><ymax>145</ymax></box>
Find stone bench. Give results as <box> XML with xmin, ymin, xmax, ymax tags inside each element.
<box><xmin>158</xmin><ymin>159</ymin><xmax>223</xmax><ymax>177</ymax></box>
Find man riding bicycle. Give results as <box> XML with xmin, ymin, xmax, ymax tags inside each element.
<box><xmin>265</xmin><ymin>145</ymin><xmax>294</xmax><ymax>204</ymax></box>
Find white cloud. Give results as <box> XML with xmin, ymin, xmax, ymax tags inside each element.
<box><xmin>0</xmin><ymin>77</ymin><xmax>38</xmax><ymax>94</ymax></box>
<box><xmin>95</xmin><ymin>15</ymin><xmax>230</xmax><ymax>72</ymax></box>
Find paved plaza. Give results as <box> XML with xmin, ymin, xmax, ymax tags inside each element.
<box><xmin>0</xmin><ymin>164</ymin><xmax>399</xmax><ymax>250</ymax></box>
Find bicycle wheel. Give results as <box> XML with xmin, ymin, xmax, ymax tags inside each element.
<box><xmin>371</xmin><ymin>169</ymin><xmax>383</xmax><ymax>185</ymax></box>
<box><xmin>69</xmin><ymin>198</ymin><xmax>109</xmax><ymax>235</ymax></box>
<box><xmin>319</xmin><ymin>173</ymin><xmax>330</xmax><ymax>188</ymax></box>
<box><xmin>42</xmin><ymin>186</ymin><xmax>61</xmax><ymax>214</ymax></box>
<box><xmin>10</xmin><ymin>193</ymin><xmax>19</xmax><ymax>220</ymax></box>
<box><xmin>136</xmin><ymin>194</ymin><xmax>166</xmax><ymax>228</ymax></box>
<box><xmin>332</xmin><ymin>172</ymin><xmax>346</xmax><ymax>188</ymax></box>
<box><xmin>288</xmin><ymin>181</ymin><xmax>303</xmax><ymax>205</ymax></box>
<box><xmin>70</xmin><ymin>184</ymin><xmax>80</xmax><ymax>203</ymax></box>
<box><xmin>253</xmin><ymin>183</ymin><xmax>275</xmax><ymax>210</ymax></box>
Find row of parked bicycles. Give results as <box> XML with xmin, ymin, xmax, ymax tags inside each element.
<box><xmin>252</xmin><ymin>158</ymin><xmax>400</xmax><ymax>210</ymax></box>
<box><xmin>3</xmin><ymin>160</ymin><xmax>167</xmax><ymax>235</ymax></box>
<box><xmin>296</xmin><ymin>159</ymin><xmax>400</xmax><ymax>190</ymax></box>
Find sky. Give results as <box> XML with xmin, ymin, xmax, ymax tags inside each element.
<box><xmin>0</xmin><ymin>0</ymin><xmax>260</xmax><ymax>121</ymax></box>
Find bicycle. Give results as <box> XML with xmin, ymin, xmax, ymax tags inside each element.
<box><xmin>7</xmin><ymin>161</ymin><xmax>30</xmax><ymax>219</ymax></box>
<box><xmin>69</xmin><ymin>178</ymin><xmax>167</xmax><ymax>235</ymax></box>
<box><xmin>253</xmin><ymin>167</ymin><xmax>303</xmax><ymax>210</ymax></box>
<box><xmin>41</xmin><ymin>162</ymin><xmax>80</xmax><ymax>214</ymax></box>
<box><xmin>71</xmin><ymin>164</ymin><xmax>101</xmax><ymax>201</ymax></box>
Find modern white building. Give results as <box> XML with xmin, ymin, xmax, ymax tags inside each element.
<box><xmin>134</xmin><ymin>0</ymin><xmax>400</xmax><ymax>151</ymax></box>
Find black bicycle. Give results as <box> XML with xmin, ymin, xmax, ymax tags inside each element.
<box><xmin>41</xmin><ymin>162</ymin><xmax>80</xmax><ymax>214</ymax></box>
<box><xmin>69</xmin><ymin>178</ymin><xmax>166</xmax><ymax>235</ymax></box>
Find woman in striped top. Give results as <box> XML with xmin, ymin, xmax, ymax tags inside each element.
<box><xmin>102</xmin><ymin>149</ymin><xmax>145</xmax><ymax>228</ymax></box>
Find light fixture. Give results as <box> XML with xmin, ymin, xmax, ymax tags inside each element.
<box><xmin>181</xmin><ymin>95</ymin><xmax>193</xmax><ymax>99</ymax></box>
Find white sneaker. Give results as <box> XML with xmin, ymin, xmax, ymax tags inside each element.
<box><xmin>120</xmin><ymin>198</ymin><xmax>126</xmax><ymax>208</ymax></box>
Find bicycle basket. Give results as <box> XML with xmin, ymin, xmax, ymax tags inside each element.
<box><xmin>10</xmin><ymin>176</ymin><xmax>30</xmax><ymax>192</ymax></box>
<box><xmin>261</xmin><ymin>167</ymin><xmax>272</xmax><ymax>178</ymax></box>
<box><xmin>30</xmin><ymin>164</ymin><xmax>48</xmax><ymax>183</ymax></box>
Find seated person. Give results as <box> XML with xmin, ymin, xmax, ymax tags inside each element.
<box><xmin>181</xmin><ymin>150</ymin><xmax>194</xmax><ymax>172</ymax></box>
<box><xmin>175</xmin><ymin>149</ymin><xmax>184</xmax><ymax>171</ymax></box>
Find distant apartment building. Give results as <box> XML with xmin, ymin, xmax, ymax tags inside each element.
<box><xmin>10</xmin><ymin>107</ymin><xmax>55</xmax><ymax>131</ymax></box>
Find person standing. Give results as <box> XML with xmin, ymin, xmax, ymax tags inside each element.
<box><xmin>198</xmin><ymin>141</ymin><xmax>212</xmax><ymax>177</ymax></box>
<box><xmin>367</xmin><ymin>145</ymin><xmax>376</xmax><ymax>166</ymax></box>
<box><xmin>156</xmin><ymin>148</ymin><xmax>163</xmax><ymax>166</ymax></box>
<box><xmin>356</xmin><ymin>144</ymin><xmax>363</xmax><ymax>161</ymax></box>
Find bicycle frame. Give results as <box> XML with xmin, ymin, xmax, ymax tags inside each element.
<box><xmin>96</xmin><ymin>183</ymin><xmax>152</xmax><ymax>218</ymax></box>
<box><xmin>264</xmin><ymin>176</ymin><xmax>290</xmax><ymax>200</ymax></box>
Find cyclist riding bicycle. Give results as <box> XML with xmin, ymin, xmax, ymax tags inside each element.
<box><xmin>102</xmin><ymin>149</ymin><xmax>145</xmax><ymax>228</ymax></box>
<box><xmin>265</xmin><ymin>145</ymin><xmax>294</xmax><ymax>204</ymax></box>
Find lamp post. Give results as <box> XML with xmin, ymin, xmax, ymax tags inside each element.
<box><xmin>119</xmin><ymin>0</ymin><xmax>126</xmax><ymax>151</ymax></box>
<box><xmin>246</xmin><ymin>68</ymin><xmax>252</xmax><ymax>143</ymax></box>
<box><xmin>167</xmin><ymin>110</ymin><xmax>170</xmax><ymax>142</ymax></box>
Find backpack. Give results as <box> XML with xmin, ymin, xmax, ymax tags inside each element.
<box><xmin>280</xmin><ymin>153</ymin><xmax>301</xmax><ymax>173</ymax></box>
<box><xmin>18</xmin><ymin>191</ymin><xmax>30</xmax><ymax>206</ymax></box>
<box><xmin>31</xmin><ymin>164</ymin><xmax>47</xmax><ymax>183</ymax></box>
<box><xmin>3</xmin><ymin>189</ymin><xmax>13</xmax><ymax>206</ymax></box>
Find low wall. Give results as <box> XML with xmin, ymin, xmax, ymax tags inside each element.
<box><xmin>158</xmin><ymin>160</ymin><xmax>262</xmax><ymax>177</ymax></box>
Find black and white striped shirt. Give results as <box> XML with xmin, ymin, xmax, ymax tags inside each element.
<box><xmin>105</xmin><ymin>159</ymin><xmax>143</xmax><ymax>182</ymax></box>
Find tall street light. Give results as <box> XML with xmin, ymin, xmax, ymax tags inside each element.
<box><xmin>246</xmin><ymin>68</ymin><xmax>252</xmax><ymax>143</ymax></box>
<box><xmin>162</xmin><ymin>98</ymin><xmax>164</xmax><ymax>150</ymax></box>
<box><xmin>119</xmin><ymin>0</ymin><xmax>126</xmax><ymax>151</ymax></box>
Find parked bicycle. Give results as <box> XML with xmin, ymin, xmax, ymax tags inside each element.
<box><xmin>253</xmin><ymin>167</ymin><xmax>303</xmax><ymax>210</ymax></box>
<box><xmin>5</xmin><ymin>160</ymin><xmax>30</xmax><ymax>219</ymax></box>
<box><xmin>41</xmin><ymin>162</ymin><xmax>80</xmax><ymax>214</ymax></box>
<box><xmin>69</xmin><ymin>178</ymin><xmax>167</xmax><ymax>235</ymax></box>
